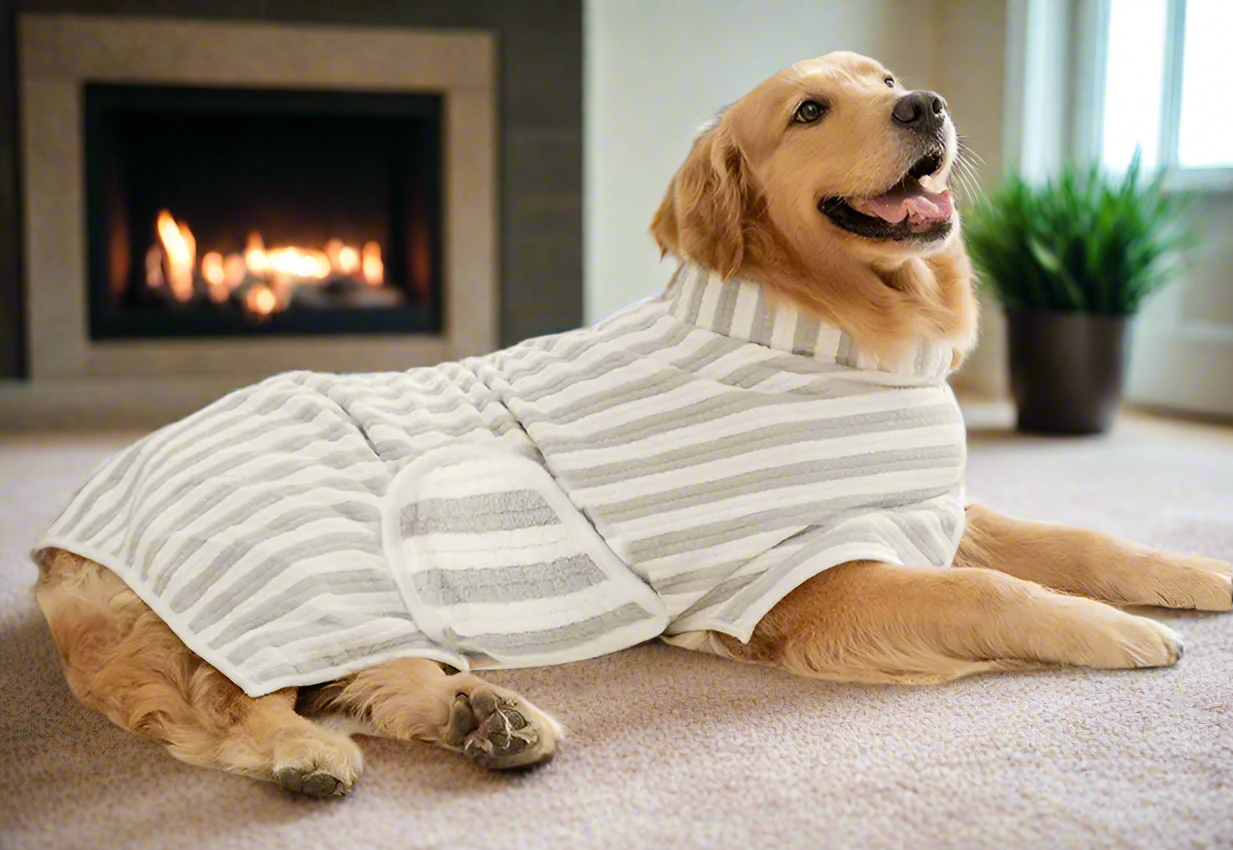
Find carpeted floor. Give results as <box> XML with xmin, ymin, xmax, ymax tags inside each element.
<box><xmin>2</xmin><ymin>413</ymin><xmax>1231</xmax><ymax>850</ymax></box>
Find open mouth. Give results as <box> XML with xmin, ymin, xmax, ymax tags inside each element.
<box><xmin>818</xmin><ymin>151</ymin><xmax>954</xmax><ymax>242</ymax></box>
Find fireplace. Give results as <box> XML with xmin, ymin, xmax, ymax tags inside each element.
<box><xmin>16</xmin><ymin>14</ymin><xmax>498</xmax><ymax>405</ymax></box>
<box><xmin>85</xmin><ymin>84</ymin><xmax>443</xmax><ymax>339</ymax></box>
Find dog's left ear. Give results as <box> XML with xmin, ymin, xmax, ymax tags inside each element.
<box><xmin>650</xmin><ymin>122</ymin><xmax>750</xmax><ymax>280</ymax></box>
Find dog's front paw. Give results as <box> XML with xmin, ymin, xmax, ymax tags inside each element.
<box><xmin>445</xmin><ymin>686</ymin><xmax>560</xmax><ymax>770</ymax></box>
<box><xmin>1147</xmin><ymin>552</ymin><xmax>1232</xmax><ymax>612</ymax></box>
<box><xmin>1104</xmin><ymin>613</ymin><xmax>1185</xmax><ymax>669</ymax></box>
<box><xmin>1184</xmin><ymin>554</ymin><xmax>1232</xmax><ymax>611</ymax></box>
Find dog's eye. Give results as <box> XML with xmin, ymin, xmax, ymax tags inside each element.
<box><xmin>793</xmin><ymin>100</ymin><xmax>825</xmax><ymax>124</ymax></box>
<box><xmin>884</xmin><ymin>76</ymin><xmax>895</xmax><ymax>88</ymax></box>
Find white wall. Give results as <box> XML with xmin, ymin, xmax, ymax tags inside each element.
<box><xmin>584</xmin><ymin>0</ymin><xmax>942</xmax><ymax>322</ymax></box>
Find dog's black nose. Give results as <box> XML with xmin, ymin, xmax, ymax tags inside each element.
<box><xmin>892</xmin><ymin>90</ymin><xmax>947</xmax><ymax>133</ymax></box>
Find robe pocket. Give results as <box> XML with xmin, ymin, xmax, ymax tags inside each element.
<box><xmin>382</xmin><ymin>443</ymin><xmax>669</xmax><ymax>668</ymax></box>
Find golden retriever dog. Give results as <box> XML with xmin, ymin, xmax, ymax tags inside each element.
<box><xmin>34</xmin><ymin>51</ymin><xmax>1233</xmax><ymax>797</ymax></box>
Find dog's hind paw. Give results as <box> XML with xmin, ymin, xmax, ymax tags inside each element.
<box><xmin>269</xmin><ymin>728</ymin><xmax>363</xmax><ymax>797</ymax></box>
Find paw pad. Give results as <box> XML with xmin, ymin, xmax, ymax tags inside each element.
<box><xmin>274</xmin><ymin>766</ymin><xmax>347</xmax><ymax>798</ymax></box>
<box><xmin>447</xmin><ymin>687</ymin><xmax>553</xmax><ymax>770</ymax></box>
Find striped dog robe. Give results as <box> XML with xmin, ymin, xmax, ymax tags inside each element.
<box><xmin>35</xmin><ymin>266</ymin><xmax>967</xmax><ymax>696</ymax></box>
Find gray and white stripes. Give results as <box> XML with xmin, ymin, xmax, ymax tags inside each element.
<box><xmin>37</xmin><ymin>265</ymin><xmax>966</xmax><ymax>696</ymax></box>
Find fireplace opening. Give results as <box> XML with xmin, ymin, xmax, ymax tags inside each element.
<box><xmin>84</xmin><ymin>84</ymin><xmax>443</xmax><ymax>339</ymax></box>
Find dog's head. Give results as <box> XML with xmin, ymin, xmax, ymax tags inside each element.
<box><xmin>652</xmin><ymin>51</ymin><xmax>976</xmax><ymax>359</ymax></box>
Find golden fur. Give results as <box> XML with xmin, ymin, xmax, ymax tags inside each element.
<box><xmin>35</xmin><ymin>51</ymin><xmax>1232</xmax><ymax>795</ymax></box>
<box><xmin>651</xmin><ymin>52</ymin><xmax>978</xmax><ymax>367</ymax></box>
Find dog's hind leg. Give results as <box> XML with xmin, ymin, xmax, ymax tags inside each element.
<box><xmin>300</xmin><ymin>657</ymin><xmax>563</xmax><ymax>770</ymax></box>
<box><xmin>35</xmin><ymin>549</ymin><xmax>363</xmax><ymax>796</ymax></box>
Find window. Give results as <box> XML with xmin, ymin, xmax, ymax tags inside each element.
<box><xmin>1175</xmin><ymin>0</ymin><xmax>1229</xmax><ymax>168</ymax></box>
<box><xmin>1091</xmin><ymin>0</ymin><xmax>1233</xmax><ymax>176</ymax></box>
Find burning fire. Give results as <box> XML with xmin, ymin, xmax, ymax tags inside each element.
<box><xmin>145</xmin><ymin>209</ymin><xmax>387</xmax><ymax>317</ymax></box>
<box><xmin>362</xmin><ymin>241</ymin><xmax>383</xmax><ymax>286</ymax></box>
<box><xmin>155</xmin><ymin>210</ymin><xmax>196</xmax><ymax>302</ymax></box>
<box><xmin>245</xmin><ymin>284</ymin><xmax>278</xmax><ymax>316</ymax></box>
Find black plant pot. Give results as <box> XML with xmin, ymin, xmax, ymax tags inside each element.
<box><xmin>1005</xmin><ymin>309</ymin><xmax>1131</xmax><ymax>435</ymax></box>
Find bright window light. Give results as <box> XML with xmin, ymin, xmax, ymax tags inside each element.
<box><xmin>1100</xmin><ymin>0</ymin><xmax>1168</xmax><ymax>171</ymax></box>
<box><xmin>1177</xmin><ymin>0</ymin><xmax>1233</xmax><ymax>168</ymax></box>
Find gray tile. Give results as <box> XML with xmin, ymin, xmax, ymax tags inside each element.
<box><xmin>505</xmin><ymin>128</ymin><xmax>582</xmax><ymax>203</ymax></box>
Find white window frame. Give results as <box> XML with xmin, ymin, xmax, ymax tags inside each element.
<box><xmin>1072</xmin><ymin>0</ymin><xmax>1233</xmax><ymax>191</ymax></box>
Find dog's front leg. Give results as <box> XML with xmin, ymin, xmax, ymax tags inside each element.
<box><xmin>709</xmin><ymin>560</ymin><xmax>1184</xmax><ymax>684</ymax></box>
<box><xmin>299</xmin><ymin>658</ymin><xmax>563</xmax><ymax>770</ymax></box>
<box><xmin>958</xmin><ymin>503</ymin><xmax>1232</xmax><ymax>611</ymax></box>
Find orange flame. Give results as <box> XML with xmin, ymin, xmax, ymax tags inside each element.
<box><xmin>245</xmin><ymin>284</ymin><xmax>278</xmax><ymax>316</ymax></box>
<box><xmin>201</xmin><ymin>252</ymin><xmax>227</xmax><ymax>303</ymax></box>
<box><xmin>201</xmin><ymin>252</ymin><xmax>224</xmax><ymax>286</ymax></box>
<box><xmin>325</xmin><ymin>238</ymin><xmax>344</xmax><ymax>272</ymax></box>
<box><xmin>362</xmin><ymin>241</ymin><xmax>383</xmax><ymax>286</ymax></box>
<box><xmin>156</xmin><ymin>210</ymin><xmax>196</xmax><ymax>302</ymax></box>
<box><xmin>147</xmin><ymin>212</ymin><xmax>384</xmax><ymax>316</ymax></box>
<box><xmin>337</xmin><ymin>245</ymin><xmax>360</xmax><ymax>275</ymax></box>
<box><xmin>267</xmin><ymin>247</ymin><xmax>330</xmax><ymax>280</ymax></box>
<box><xmin>223</xmin><ymin>253</ymin><xmax>246</xmax><ymax>289</ymax></box>
<box><xmin>144</xmin><ymin>244</ymin><xmax>165</xmax><ymax>289</ymax></box>
<box><xmin>244</xmin><ymin>232</ymin><xmax>267</xmax><ymax>274</ymax></box>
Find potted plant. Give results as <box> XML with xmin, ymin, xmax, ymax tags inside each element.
<box><xmin>964</xmin><ymin>156</ymin><xmax>1193</xmax><ymax>435</ymax></box>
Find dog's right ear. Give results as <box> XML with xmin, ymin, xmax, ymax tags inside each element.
<box><xmin>650</xmin><ymin>122</ymin><xmax>750</xmax><ymax>280</ymax></box>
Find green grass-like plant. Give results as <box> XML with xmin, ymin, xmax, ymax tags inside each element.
<box><xmin>964</xmin><ymin>156</ymin><xmax>1193</xmax><ymax>314</ymax></box>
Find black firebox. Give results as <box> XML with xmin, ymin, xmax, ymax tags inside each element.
<box><xmin>84</xmin><ymin>84</ymin><xmax>442</xmax><ymax>339</ymax></box>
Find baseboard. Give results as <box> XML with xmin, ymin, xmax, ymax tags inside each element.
<box><xmin>0</xmin><ymin>376</ymin><xmax>257</xmax><ymax>430</ymax></box>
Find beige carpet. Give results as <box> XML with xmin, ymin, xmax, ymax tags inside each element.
<box><xmin>2</xmin><ymin>415</ymin><xmax>1231</xmax><ymax>850</ymax></box>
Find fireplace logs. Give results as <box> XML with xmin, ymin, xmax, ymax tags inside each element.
<box><xmin>143</xmin><ymin>209</ymin><xmax>401</xmax><ymax>318</ymax></box>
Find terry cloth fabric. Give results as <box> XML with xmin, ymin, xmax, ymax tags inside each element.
<box><xmin>34</xmin><ymin>265</ymin><xmax>968</xmax><ymax>696</ymax></box>
<box><xmin>383</xmin><ymin>444</ymin><xmax>670</xmax><ymax>668</ymax></box>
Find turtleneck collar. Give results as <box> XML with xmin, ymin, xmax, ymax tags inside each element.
<box><xmin>664</xmin><ymin>264</ymin><xmax>955</xmax><ymax>383</ymax></box>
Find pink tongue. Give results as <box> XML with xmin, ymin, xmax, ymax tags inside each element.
<box><xmin>851</xmin><ymin>185</ymin><xmax>954</xmax><ymax>227</ymax></box>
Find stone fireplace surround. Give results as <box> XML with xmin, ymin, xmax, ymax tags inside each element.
<box><xmin>0</xmin><ymin>2</ymin><xmax>583</xmax><ymax>428</ymax></box>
